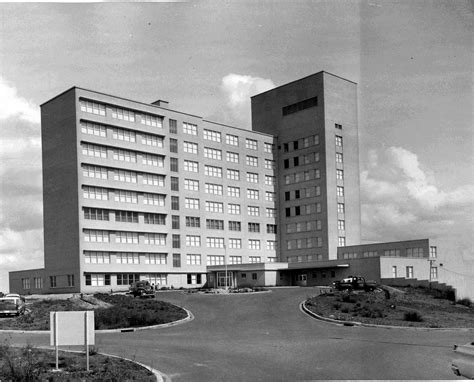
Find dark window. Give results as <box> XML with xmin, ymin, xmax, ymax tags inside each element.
<box><xmin>252</xmin><ymin>273</ymin><xmax>257</xmax><ymax>280</ymax></box>
<box><xmin>172</xmin><ymin>215</ymin><xmax>180</xmax><ymax>229</ymax></box>
<box><xmin>282</xmin><ymin>96</ymin><xmax>318</xmax><ymax>116</ymax></box>
<box><xmin>285</xmin><ymin>208</ymin><xmax>291</xmax><ymax>217</ymax></box>
<box><xmin>285</xmin><ymin>191</ymin><xmax>290</xmax><ymax>201</ymax></box>
<box><xmin>186</xmin><ymin>216</ymin><xmax>200</xmax><ymax>227</ymax></box>
<box><xmin>171</xmin><ymin>177</ymin><xmax>179</xmax><ymax>191</ymax></box>
<box><xmin>295</xmin><ymin>190</ymin><xmax>300</xmax><ymax>199</ymax></box>
<box><xmin>293</xmin><ymin>157</ymin><xmax>299</xmax><ymax>167</ymax></box>
<box><xmin>295</xmin><ymin>206</ymin><xmax>301</xmax><ymax>216</ymax></box>
<box><xmin>105</xmin><ymin>274</ymin><xmax>111</xmax><ymax>285</ymax></box>
<box><xmin>207</xmin><ymin>219</ymin><xmax>224</xmax><ymax>230</ymax></box>
<box><xmin>248</xmin><ymin>223</ymin><xmax>260</xmax><ymax>233</ymax></box>
<box><xmin>241</xmin><ymin>273</ymin><xmax>246</xmax><ymax>279</ymax></box>
<box><xmin>173</xmin><ymin>254</ymin><xmax>181</xmax><ymax>268</ymax></box>
<box><xmin>331</xmin><ymin>271</ymin><xmax>336</xmax><ymax>278</ymax></box>
<box><xmin>115</xmin><ymin>210</ymin><xmax>139</xmax><ymax>223</ymax></box>
<box><xmin>172</xmin><ymin>234</ymin><xmax>180</xmax><ymax>248</ymax></box>
<box><xmin>335</xmin><ymin>123</ymin><xmax>342</xmax><ymax>130</ymax></box>
<box><xmin>266</xmin><ymin>224</ymin><xmax>277</xmax><ymax>234</ymax></box>
<box><xmin>171</xmin><ymin>196</ymin><xmax>179</xmax><ymax>210</ymax></box>
<box><xmin>283</xmin><ymin>143</ymin><xmax>289</xmax><ymax>152</ymax></box>
<box><xmin>228</xmin><ymin>221</ymin><xmax>241</xmax><ymax>231</ymax></box>
<box><xmin>293</xmin><ymin>141</ymin><xmax>299</xmax><ymax>150</ymax></box>
<box><xmin>144</xmin><ymin>213</ymin><xmax>166</xmax><ymax>225</ymax></box>
<box><xmin>169</xmin><ymin>119</ymin><xmax>177</xmax><ymax>134</ymax></box>
<box><xmin>284</xmin><ymin>159</ymin><xmax>289</xmax><ymax>169</ymax></box>
<box><xmin>170</xmin><ymin>138</ymin><xmax>178</xmax><ymax>153</ymax></box>
<box><xmin>170</xmin><ymin>157</ymin><xmax>178</xmax><ymax>172</ymax></box>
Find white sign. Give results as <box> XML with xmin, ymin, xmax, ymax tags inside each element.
<box><xmin>50</xmin><ymin>311</ymin><xmax>95</xmax><ymax>346</ymax></box>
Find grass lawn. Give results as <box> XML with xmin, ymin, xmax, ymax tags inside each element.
<box><xmin>0</xmin><ymin>293</ymin><xmax>187</xmax><ymax>330</ymax></box>
<box><xmin>0</xmin><ymin>343</ymin><xmax>155</xmax><ymax>381</ymax></box>
<box><xmin>305</xmin><ymin>286</ymin><xmax>473</xmax><ymax>328</ymax></box>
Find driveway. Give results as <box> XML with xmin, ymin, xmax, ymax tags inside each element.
<box><xmin>2</xmin><ymin>287</ymin><xmax>470</xmax><ymax>380</ymax></box>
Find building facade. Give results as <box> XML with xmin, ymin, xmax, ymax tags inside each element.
<box><xmin>9</xmin><ymin>71</ymin><xmax>438</xmax><ymax>294</ymax></box>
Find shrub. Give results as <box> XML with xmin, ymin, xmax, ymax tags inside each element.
<box><xmin>341</xmin><ymin>294</ymin><xmax>357</xmax><ymax>304</ymax></box>
<box><xmin>341</xmin><ymin>307</ymin><xmax>349</xmax><ymax>313</ymax></box>
<box><xmin>332</xmin><ymin>303</ymin><xmax>341</xmax><ymax>310</ymax></box>
<box><xmin>404</xmin><ymin>311</ymin><xmax>423</xmax><ymax>322</ymax></box>
<box><xmin>457</xmin><ymin>298</ymin><xmax>472</xmax><ymax>307</ymax></box>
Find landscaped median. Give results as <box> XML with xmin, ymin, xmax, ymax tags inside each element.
<box><xmin>303</xmin><ymin>286</ymin><xmax>473</xmax><ymax>329</ymax></box>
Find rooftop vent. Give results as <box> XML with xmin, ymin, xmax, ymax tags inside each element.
<box><xmin>152</xmin><ymin>100</ymin><xmax>169</xmax><ymax>108</ymax></box>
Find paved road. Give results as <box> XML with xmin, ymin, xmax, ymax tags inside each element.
<box><xmin>2</xmin><ymin>287</ymin><xmax>471</xmax><ymax>381</ymax></box>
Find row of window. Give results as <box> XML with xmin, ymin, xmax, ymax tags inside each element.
<box><xmin>284</xmin><ymin>169</ymin><xmax>321</xmax><ymax>185</ymax></box>
<box><xmin>82</xmin><ymin>143</ymin><xmax>165</xmax><ymax>167</ymax></box>
<box><xmin>285</xmin><ymin>203</ymin><xmax>322</xmax><ymax>217</ymax></box>
<box><xmin>284</xmin><ymin>186</ymin><xmax>321</xmax><ymax>201</ymax></box>
<box><xmin>83</xmin><ymin>186</ymin><xmax>166</xmax><ymax>205</ymax></box>
<box><xmin>282</xmin><ymin>133</ymin><xmax>319</xmax><ymax>153</ymax></box>
<box><xmin>83</xmin><ymin>165</ymin><xmax>166</xmax><ymax>187</ymax></box>
<box><xmin>84</xmin><ymin>208</ymin><xmax>166</xmax><ymax>225</ymax></box>
<box><xmin>180</xmin><ymin>217</ymin><xmax>276</xmax><ymax>230</ymax></box>
<box><xmin>283</xmin><ymin>152</ymin><xmax>320</xmax><ymax>169</ymax></box>
<box><xmin>286</xmin><ymin>220</ymin><xmax>322</xmax><ymax>233</ymax></box>
<box><xmin>287</xmin><ymin>237</ymin><xmax>323</xmax><ymax>250</ymax></box>
<box><xmin>339</xmin><ymin>247</ymin><xmax>428</xmax><ymax>259</ymax></box>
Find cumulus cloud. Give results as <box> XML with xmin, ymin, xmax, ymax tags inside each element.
<box><xmin>0</xmin><ymin>77</ymin><xmax>40</xmax><ymax>124</ymax></box>
<box><xmin>220</xmin><ymin>74</ymin><xmax>275</xmax><ymax>127</ymax></box>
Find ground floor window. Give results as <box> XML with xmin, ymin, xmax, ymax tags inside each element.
<box><xmin>143</xmin><ymin>274</ymin><xmax>167</xmax><ymax>286</ymax></box>
<box><xmin>34</xmin><ymin>277</ymin><xmax>43</xmax><ymax>289</ymax></box>
<box><xmin>50</xmin><ymin>276</ymin><xmax>57</xmax><ymax>288</ymax></box>
<box><xmin>67</xmin><ymin>274</ymin><xmax>75</xmax><ymax>287</ymax></box>
<box><xmin>187</xmin><ymin>274</ymin><xmax>202</xmax><ymax>285</ymax></box>
<box><xmin>252</xmin><ymin>273</ymin><xmax>258</xmax><ymax>280</ymax></box>
<box><xmin>22</xmin><ymin>278</ymin><xmax>30</xmax><ymax>289</ymax></box>
<box><xmin>116</xmin><ymin>273</ymin><xmax>140</xmax><ymax>286</ymax></box>
<box><xmin>406</xmin><ymin>266</ymin><xmax>414</xmax><ymax>279</ymax></box>
<box><xmin>392</xmin><ymin>266</ymin><xmax>397</xmax><ymax>278</ymax></box>
<box><xmin>430</xmin><ymin>267</ymin><xmax>438</xmax><ymax>280</ymax></box>
<box><xmin>85</xmin><ymin>274</ymin><xmax>111</xmax><ymax>286</ymax></box>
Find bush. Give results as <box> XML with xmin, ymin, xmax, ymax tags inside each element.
<box><xmin>341</xmin><ymin>294</ymin><xmax>357</xmax><ymax>303</ymax></box>
<box><xmin>457</xmin><ymin>298</ymin><xmax>472</xmax><ymax>307</ymax></box>
<box><xmin>404</xmin><ymin>311</ymin><xmax>423</xmax><ymax>322</ymax></box>
<box><xmin>332</xmin><ymin>303</ymin><xmax>341</xmax><ymax>310</ymax></box>
<box><xmin>341</xmin><ymin>307</ymin><xmax>349</xmax><ymax>313</ymax></box>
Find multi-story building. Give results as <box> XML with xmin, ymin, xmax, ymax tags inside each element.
<box><xmin>9</xmin><ymin>71</ymin><xmax>438</xmax><ymax>294</ymax></box>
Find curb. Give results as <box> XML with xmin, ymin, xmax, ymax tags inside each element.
<box><xmin>0</xmin><ymin>306</ymin><xmax>194</xmax><ymax>334</ymax></box>
<box><xmin>300</xmin><ymin>301</ymin><xmax>474</xmax><ymax>331</ymax></box>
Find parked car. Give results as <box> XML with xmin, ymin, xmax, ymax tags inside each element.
<box><xmin>0</xmin><ymin>295</ymin><xmax>26</xmax><ymax>316</ymax></box>
<box><xmin>129</xmin><ymin>281</ymin><xmax>155</xmax><ymax>298</ymax></box>
<box><xmin>452</xmin><ymin>342</ymin><xmax>474</xmax><ymax>379</ymax></box>
<box><xmin>333</xmin><ymin>276</ymin><xmax>377</xmax><ymax>292</ymax></box>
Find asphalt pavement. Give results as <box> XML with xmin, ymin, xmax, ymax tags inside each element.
<box><xmin>1</xmin><ymin>287</ymin><xmax>471</xmax><ymax>381</ymax></box>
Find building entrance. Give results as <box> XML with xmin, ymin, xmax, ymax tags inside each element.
<box><xmin>217</xmin><ymin>272</ymin><xmax>233</xmax><ymax>289</ymax></box>
<box><xmin>297</xmin><ymin>273</ymin><xmax>307</xmax><ymax>287</ymax></box>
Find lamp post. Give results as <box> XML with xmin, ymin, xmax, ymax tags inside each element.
<box><xmin>224</xmin><ymin>244</ymin><xmax>228</xmax><ymax>291</ymax></box>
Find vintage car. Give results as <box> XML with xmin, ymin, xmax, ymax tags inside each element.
<box><xmin>129</xmin><ymin>281</ymin><xmax>156</xmax><ymax>298</ymax></box>
<box><xmin>0</xmin><ymin>295</ymin><xmax>26</xmax><ymax>316</ymax></box>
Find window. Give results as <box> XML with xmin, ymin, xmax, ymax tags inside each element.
<box><xmin>145</xmin><ymin>273</ymin><xmax>167</xmax><ymax>286</ymax></box>
<box><xmin>226</xmin><ymin>134</ymin><xmax>239</xmax><ymax>146</ymax></box>
<box><xmin>266</xmin><ymin>208</ymin><xmax>276</xmax><ymax>218</ymax></box>
<box><xmin>205</xmin><ymin>183</ymin><xmax>223</xmax><ymax>195</ymax></box>
<box><xmin>171</xmin><ymin>196</ymin><xmax>180</xmax><ymax>210</ymax></box>
<box><xmin>249</xmin><ymin>255</ymin><xmax>261</xmax><ymax>263</ymax></box>
<box><xmin>145</xmin><ymin>254</ymin><xmax>167</xmax><ymax>265</ymax></box>
<box><xmin>186</xmin><ymin>254</ymin><xmax>201</xmax><ymax>265</ymax></box>
<box><xmin>183</xmin><ymin>122</ymin><xmax>197</xmax><ymax>135</ymax></box>
<box><xmin>407</xmin><ymin>247</ymin><xmax>424</xmax><ymax>257</ymax></box>
<box><xmin>335</xmin><ymin>135</ymin><xmax>343</xmax><ymax>147</ymax></box>
<box><xmin>142</xmin><ymin>153</ymin><xmax>164</xmax><ymax>167</ymax></box>
<box><xmin>337</xmin><ymin>203</ymin><xmax>345</xmax><ymax>214</ymax></box>
<box><xmin>206</xmin><ymin>219</ymin><xmax>224</xmax><ymax>230</ymax></box>
<box><xmin>111</xmin><ymin>106</ymin><xmax>135</xmax><ymax>122</ymax></box>
<box><xmin>282</xmin><ymin>96</ymin><xmax>317</xmax><ymax>116</ymax></box>
<box><xmin>114</xmin><ymin>169</ymin><xmax>137</xmax><ymax>184</ymax></box>
<box><xmin>115</xmin><ymin>210</ymin><xmax>138</xmax><ymax>223</ymax></box>
<box><xmin>185</xmin><ymin>198</ymin><xmax>200</xmax><ymax>209</ymax></box>
<box><xmin>265</xmin><ymin>175</ymin><xmax>275</xmax><ymax>186</ymax></box>
<box><xmin>116</xmin><ymin>273</ymin><xmax>140</xmax><ymax>286</ymax></box>
<box><xmin>141</xmin><ymin>133</ymin><xmax>164</xmax><ymax>147</ymax></box>
<box><xmin>80</xmin><ymin>99</ymin><xmax>106</xmax><ymax>116</ymax></box>
<box><xmin>266</xmin><ymin>240</ymin><xmax>277</xmax><ymax>250</ymax></box>
<box><xmin>264</xmin><ymin>142</ymin><xmax>274</xmax><ymax>153</ymax></box>
<box><xmin>206</xmin><ymin>201</ymin><xmax>224</xmax><ymax>213</ymax></box>
<box><xmin>228</xmin><ymin>221</ymin><xmax>241</xmax><ymax>231</ymax></box>
<box><xmin>338</xmin><ymin>236</ymin><xmax>346</xmax><ymax>246</ymax></box>
<box><xmin>116</xmin><ymin>253</ymin><xmax>140</xmax><ymax>264</ymax></box>
<box><xmin>265</xmin><ymin>159</ymin><xmax>275</xmax><ymax>169</ymax></box>
<box><xmin>144</xmin><ymin>233</ymin><xmax>166</xmax><ymax>245</ymax></box>
<box><xmin>22</xmin><ymin>278</ymin><xmax>30</xmax><ymax>289</ymax></box>
<box><xmin>246</xmin><ymin>156</ymin><xmax>258</xmax><ymax>167</ymax></box>
<box><xmin>337</xmin><ymin>186</ymin><xmax>344</xmax><ymax>197</ymax></box>
<box><xmin>84</xmin><ymin>251</ymin><xmax>110</xmax><ymax>264</ymax></box>
<box><xmin>266</xmin><ymin>224</ymin><xmax>277</xmax><ymax>234</ymax></box>
<box><xmin>295</xmin><ymin>206</ymin><xmax>300</xmax><ymax>216</ymax></box>
<box><xmin>247</xmin><ymin>189</ymin><xmax>259</xmax><ymax>200</ymax></box>
<box><xmin>82</xmin><ymin>165</ymin><xmax>108</xmax><ymax>180</ymax></box>
<box><xmin>226</xmin><ymin>152</ymin><xmax>239</xmax><ymax>163</ymax></box>
<box><xmin>207</xmin><ymin>255</ymin><xmax>224</xmax><ymax>265</ymax></box>
<box><xmin>363</xmin><ymin>251</ymin><xmax>378</xmax><ymax>258</ymax></box>
<box><xmin>406</xmin><ymin>266</ymin><xmax>414</xmax><ymax>278</ymax></box>
<box><xmin>144</xmin><ymin>213</ymin><xmax>166</xmax><ymax>225</ymax></box>
<box><xmin>338</xmin><ymin>220</ymin><xmax>345</xmax><ymax>230</ymax></box>
<box><xmin>207</xmin><ymin>237</ymin><xmax>224</xmax><ymax>248</ymax></box>
<box><xmin>184</xmin><ymin>179</ymin><xmax>199</xmax><ymax>191</ymax></box>
<box><xmin>186</xmin><ymin>216</ymin><xmax>201</xmax><ymax>228</ymax></box>
<box><xmin>336</xmin><ymin>152</ymin><xmax>343</xmax><ymax>163</ymax></box>
<box><xmin>171</xmin><ymin>176</ymin><xmax>180</xmax><ymax>191</ymax></box>
<box><xmin>187</xmin><ymin>274</ymin><xmax>203</xmax><ymax>285</ymax></box>
<box><xmin>230</xmin><ymin>256</ymin><xmax>242</xmax><ymax>264</ymax></box>
<box><xmin>284</xmin><ymin>143</ymin><xmax>289</xmax><ymax>152</ymax></box>
<box><xmin>245</xmin><ymin>138</ymin><xmax>258</xmax><ymax>150</ymax></box>
<box><xmin>84</xmin><ymin>208</ymin><xmax>109</xmax><ymax>221</ymax></box>
<box><xmin>227</xmin><ymin>186</ymin><xmax>240</xmax><ymax>198</ymax></box>
<box><xmin>284</xmin><ymin>159</ymin><xmax>290</xmax><ymax>169</ymax></box>
<box><xmin>229</xmin><ymin>239</ymin><xmax>242</xmax><ymax>249</ymax></box>
<box><xmin>169</xmin><ymin>138</ymin><xmax>178</xmax><ymax>153</ymax></box>
<box><xmin>392</xmin><ymin>266</ymin><xmax>397</xmax><ymax>278</ymax></box>
<box><xmin>112</xmin><ymin>127</ymin><xmax>136</xmax><ymax>142</ymax></box>
<box><xmin>172</xmin><ymin>234</ymin><xmax>181</xmax><ymax>248</ymax></box>
<box><xmin>173</xmin><ymin>254</ymin><xmax>181</xmax><ymax>268</ymax></box>
<box><xmin>384</xmin><ymin>249</ymin><xmax>401</xmax><ymax>257</ymax></box>
<box><xmin>34</xmin><ymin>277</ymin><xmax>43</xmax><ymax>289</ymax></box>
<box><xmin>293</xmin><ymin>157</ymin><xmax>299</xmax><ymax>167</ymax></box>
<box><xmin>430</xmin><ymin>267</ymin><xmax>438</xmax><ymax>280</ymax></box>
<box><xmin>246</xmin><ymin>172</ymin><xmax>258</xmax><ymax>183</ymax></box>
<box><xmin>430</xmin><ymin>246</ymin><xmax>437</xmax><ymax>258</ymax></box>
<box><xmin>81</xmin><ymin>121</ymin><xmax>106</xmax><ymax>137</ymax></box>
<box><xmin>248</xmin><ymin>206</ymin><xmax>259</xmax><ymax>216</ymax></box>
<box><xmin>205</xmin><ymin>165</ymin><xmax>222</xmax><ymax>178</ymax></box>
<box><xmin>139</xmin><ymin>113</ymin><xmax>163</xmax><ymax>127</ymax></box>
<box><xmin>143</xmin><ymin>193</ymin><xmax>165</xmax><ymax>206</ymax></box>
<box><xmin>204</xmin><ymin>147</ymin><xmax>222</xmax><ymax>160</ymax></box>
<box><xmin>184</xmin><ymin>141</ymin><xmax>198</xmax><ymax>154</ymax></box>
<box><xmin>335</xmin><ymin>123</ymin><xmax>342</xmax><ymax>129</ymax></box>
<box><xmin>116</xmin><ymin>231</ymin><xmax>139</xmax><ymax>244</ymax></box>
<box><xmin>336</xmin><ymin>169</ymin><xmax>344</xmax><ymax>180</ymax></box>
<box><xmin>171</xmin><ymin>215</ymin><xmax>180</xmax><ymax>229</ymax></box>
<box><xmin>82</xmin><ymin>143</ymin><xmax>107</xmax><ymax>159</ymax></box>
<box><xmin>184</xmin><ymin>160</ymin><xmax>199</xmax><ymax>172</ymax></box>
<box><xmin>169</xmin><ymin>119</ymin><xmax>177</xmax><ymax>134</ymax></box>
<box><xmin>143</xmin><ymin>174</ymin><xmax>165</xmax><ymax>187</ymax></box>
<box><xmin>285</xmin><ymin>208</ymin><xmax>291</xmax><ymax>217</ymax></box>
<box><xmin>249</xmin><ymin>240</ymin><xmax>261</xmax><ymax>250</ymax></box>
<box><xmin>170</xmin><ymin>157</ymin><xmax>179</xmax><ymax>172</ymax></box>
<box><xmin>186</xmin><ymin>235</ymin><xmax>201</xmax><ymax>247</ymax></box>
<box><xmin>50</xmin><ymin>276</ymin><xmax>57</xmax><ymax>288</ymax></box>
<box><xmin>84</xmin><ymin>229</ymin><xmax>109</xmax><ymax>243</ymax></box>
<box><xmin>265</xmin><ymin>192</ymin><xmax>276</xmax><ymax>202</ymax></box>
<box><xmin>248</xmin><ymin>223</ymin><xmax>260</xmax><ymax>233</ymax></box>
<box><xmin>227</xmin><ymin>169</ymin><xmax>240</xmax><ymax>180</ymax></box>
<box><xmin>203</xmin><ymin>129</ymin><xmax>221</xmax><ymax>142</ymax></box>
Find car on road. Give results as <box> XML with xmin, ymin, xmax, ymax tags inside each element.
<box><xmin>333</xmin><ymin>276</ymin><xmax>377</xmax><ymax>292</ymax></box>
<box><xmin>452</xmin><ymin>342</ymin><xmax>474</xmax><ymax>379</ymax></box>
<box><xmin>129</xmin><ymin>280</ymin><xmax>156</xmax><ymax>298</ymax></box>
<box><xmin>0</xmin><ymin>295</ymin><xmax>26</xmax><ymax>316</ymax></box>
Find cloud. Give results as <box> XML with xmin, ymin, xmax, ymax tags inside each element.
<box><xmin>0</xmin><ymin>77</ymin><xmax>40</xmax><ymax>124</ymax></box>
<box><xmin>220</xmin><ymin>74</ymin><xmax>275</xmax><ymax>127</ymax></box>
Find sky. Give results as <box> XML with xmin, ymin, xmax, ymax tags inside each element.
<box><xmin>0</xmin><ymin>0</ymin><xmax>472</xmax><ymax>293</ymax></box>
